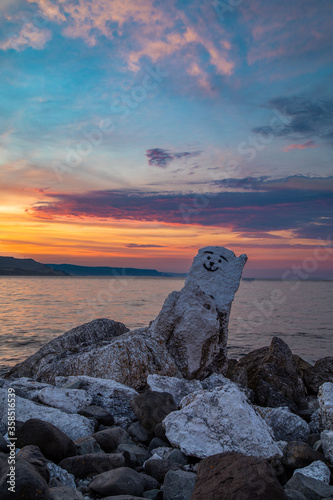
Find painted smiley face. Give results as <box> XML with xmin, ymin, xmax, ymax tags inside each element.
<box><xmin>203</xmin><ymin>251</ymin><xmax>228</xmax><ymax>272</ymax></box>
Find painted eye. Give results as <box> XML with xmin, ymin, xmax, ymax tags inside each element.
<box><xmin>207</xmin><ymin>256</ymin><xmax>211</xmax><ymax>260</ymax></box>
<box><xmin>218</xmin><ymin>260</ymin><xmax>221</xmax><ymax>263</ymax></box>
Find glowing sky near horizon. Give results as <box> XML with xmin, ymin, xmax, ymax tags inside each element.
<box><xmin>0</xmin><ymin>0</ymin><xmax>332</xmax><ymax>276</ymax></box>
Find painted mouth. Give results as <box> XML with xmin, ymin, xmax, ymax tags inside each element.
<box><xmin>203</xmin><ymin>263</ymin><xmax>218</xmax><ymax>272</ymax></box>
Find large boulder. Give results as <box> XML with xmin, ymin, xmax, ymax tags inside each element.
<box><xmin>0</xmin><ymin>458</ymin><xmax>50</xmax><ymax>500</ymax></box>
<box><xmin>150</xmin><ymin>246</ymin><xmax>247</xmax><ymax>378</ymax></box>
<box><xmin>147</xmin><ymin>375</ymin><xmax>202</xmax><ymax>406</ymax></box>
<box><xmin>235</xmin><ymin>337</ymin><xmax>308</xmax><ymax>411</ymax></box>
<box><xmin>0</xmin><ymin>390</ymin><xmax>93</xmax><ymax>441</ymax></box>
<box><xmin>191</xmin><ymin>452</ymin><xmax>287</xmax><ymax>500</ymax></box>
<box><xmin>255</xmin><ymin>406</ymin><xmax>310</xmax><ymax>442</ymax></box>
<box><xmin>88</xmin><ymin>467</ymin><xmax>145</xmax><ymax>497</ymax></box>
<box><xmin>6</xmin><ymin>318</ymin><xmax>129</xmax><ymax>379</ymax></box>
<box><xmin>163</xmin><ymin>382</ymin><xmax>282</xmax><ymax>459</ymax></box>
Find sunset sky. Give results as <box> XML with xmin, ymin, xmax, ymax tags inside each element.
<box><xmin>0</xmin><ymin>0</ymin><xmax>332</xmax><ymax>276</ymax></box>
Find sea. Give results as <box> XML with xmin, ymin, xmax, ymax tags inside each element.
<box><xmin>0</xmin><ymin>276</ymin><xmax>332</xmax><ymax>376</ymax></box>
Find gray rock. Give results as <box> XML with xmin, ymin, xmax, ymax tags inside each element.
<box><xmin>150</xmin><ymin>246</ymin><xmax>247</xmax><ymax>378</ymax></box>
<box><xmin>148</xmin><ymin>438</ymin><xmax>170</xmax><ymax>453</ymax></box>
<box><xmin>36</xmin><ymin>386</ymin><xmax>92</xmax><ymax>413</ymax></box>
<box><xmin>128</xmin><ymin>421</ymin><xmax>154</xmax><ymax>444</ymax></box>
<box><xmin>139</xmin><ymin>473</ymin><xmax>159</xmax><ymax>491</ymax></box>
<box><xmin>88</xmin><ymin>467</ymin><xmax>145</xmax><ymax>497</ymax></box>
<box><xmin>49</xmin><ymin>485</ymin><xmax>84</xmax><ymax>500</ymax></box>
<box><xmin>321</xmin><ymin>430</ymin><xmax>333</xmax><ymax>463</ymax></box>
<box><xmin>310</xmin><ymin>409</ymin><xmax>323</xmax><ymax>434</ymax></box>
<box><xmin>142</xmin><ymin>490</ymin><xmax>163</xmax><ymax>500</ymax></box>
<box><xmin>168</xmin><ymin>449</ymin><xmax>188</xmax><ymax>465</ymax></box>
<box><xmin>144</xmin><ymin>458</ymin><xmax>183</xmax><ymax>482</ymax></box>
<box><xmin>93</xmin><ymin>427</ymin><xmax>133</xmax><ymax>453</ymax></box>
<box><xmin>163</xmin><ymin>470</ymin><xmax>196</xmax><ymax>500</ymax></box>
<box><xmin>147</xmin><ymin>375</ymin><xmax>202</xmax><ymax>406</ymax></box>
<box><xmin>78</xmin><ymin>405</ymin><xmax>114</xmax><ymax>426</ymax></box>
<box><xmin>285</xmin><ymin>491</ymin><xmax>307</xmax><ymax>500</ymax></box>
<box><xmin>56</xmin><ymin>376</ymin><xmax>138</xmax><ymax>420</ymax></box>
<box><xmin>74</xmin><ymin>436</ymin><xmax>103</xmax><ymax>455</ymax></box>
<box><xmin>255</xmin><ymin>406</ymin><xmax>310</xmax><ymax>442</ymax></box>
<box><xmin>282</xmin><ymin>441</ymin><xmax>326</xmax><ymax>469</ymax></box>
<box><xmin>285</xmin><ymin>473</ymin><xmax>333</xmax><ymax>499</ymax></box>
<box><xmin>117</xmin><ymin>444</ymin><xmax>150</xmax><ymax>467</ymax></box>
<box><xmin>7</xmin><ymin>318</ymin><xmax>129</xmax><ymax>380</ymax></box>
<box><xmin>131</xmin><ymin>391</ymin><xmax>177</xmax><ymax>433</ymax></box>
<box><xmin>47</xmin><ymin>462</ymin><xmax>76</xmax><ymax>489</ymax></box>
<box><xmin>292</xmin><ymin>460</ymin><xmax>331</xmax><ymax>484</ymax></box>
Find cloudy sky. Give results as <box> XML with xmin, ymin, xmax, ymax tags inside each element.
<box><xmin>0</xmin><ymin>0</ymin><xmax>332</xmax><ymax>276</ymax></box>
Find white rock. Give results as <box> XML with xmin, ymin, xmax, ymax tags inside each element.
<box><xmin>55</xmin><ymin>375</ymin><xmax>138</xmax><ymax>419</ymax></box>
<box><xmin>201</xmin><ymin>373</ymin><xmax>229</xmax><ymax>390</ymax></box>
<box><xmin>163</xmin><ymin>382</ymin><xmax>282</xmax><ymax>459</ymax></box>
<box><xmin>0</xmin><ymin>389</ymin><xmax>93</xmax><ymax>440</ymax></box>
<box><xmin>293</xmin><ymin>460</ymin><xmax>331</xmax><ymax>484</ymax></box>
<box><xmin>36</xmin><ymin>386</ymin><xmax>93</xmax><ymax>413</ymax></box>
<box><xmin>321</xmin><ymin>429</ymin><xmax>333</xmax><ymax>463</ymax></box>
<box><xmin>318</xmin><ymin>382</ymin><xmax>333</xmax><ymax>430</ymax></box>
<box><xmin>147</xmin><ymin>375</ymin><xmax>202</xmax><ymax>406</ymax></box>
<box><xmin>254</xmin><ymin>406</ymin><xmax>310</xmax><ymax>442</ymax></box>
<box><xmin>151</xmin><ymin>246</ymin><xmax>247</xmax><ymax>379</ymax></box>
<box><xmin>150</xmin><ymin>447</ymin><xmax>174</xmax><ymax>460</ymax></box>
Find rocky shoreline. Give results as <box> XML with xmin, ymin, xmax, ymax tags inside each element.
<box><xmin>1</xmin><ymin>247</ymin><xmax>332</xmax><ymax>499</ymax></box>
<box><xmin>0</xmin><ymin>332</ymin><xmax>333</xmax><ymax>499</ymax></box>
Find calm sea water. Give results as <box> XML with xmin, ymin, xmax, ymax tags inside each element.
<box><xmin>0</xmin><ymin>277</ymin><xmax>332</xmax><ymax>375</ymax></box>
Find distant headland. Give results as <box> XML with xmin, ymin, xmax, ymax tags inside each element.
<box><xmin>0</xmin><ymin>256</ymin><xmax>186</xmax><ymax>277</ymax></box>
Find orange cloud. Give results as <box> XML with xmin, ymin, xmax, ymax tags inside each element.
<box><xmin>283</xmin><ymin>141</ymin><xmax>317</xmax><ymax>152</ymax></box>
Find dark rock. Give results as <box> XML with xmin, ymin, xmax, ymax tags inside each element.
<box><xmin>144</xmin><ymin>459</ymin><xmax>182</xmax><ymax>483</ymax></box>
<box><xmin>74</xmin><ymin>435</ymin><xmax>103</xmax><ymax>455</ymax></box>
<box><xmin>237</xmin><ymin>338</ymin><xmax>308</xmax><ymax>411</ymax></box>
<box><xmin>191</xmin><ymin>452</ymin><xmax>287</xmax><ymax>500</ymax></box>
<box><xmin>49</xmin><ymin>485</ymin><xmax>84</xmax><ymax>499</ymax></box>
<box><xmin>130</xmin><ymin>391</ymin><xmax>177</xmax><ymax>433</ymax></box>
<box><xmin>139</xmin><ymin>473</ymin><xmax>160</xmax><ymax>491</ymax></box>
<box><xmin>304</xmin><ymin>357</ymin><xmax>333</xmax><ymax>394</ymax></box>
<box><xmin>148</xmin><ymin>438</ymin><xmax>169</xmax><ymax>453</ymax></box>
<box><xmin>143</xmin><ymin>490</ymin><xmax>163</xmax><ymax>500</ymax></box>
<box><xmin>154</xmin><ymin>423</ymin><xmax>167</xmax><ymax>441</ymax></box>
<box><xmin>102</xmin><ymin>497</ymin><xmax>146</xmax><ymax>500</ymax></box>
<box><xmin>0</xmin><ymin>433</ymin><xmax>7</xmax><ymax>453</ymax></box>
<box><xmin>129</xmin><ymin>421</ymin><xmax>154</xmax><ymax>445</ymax></box>
<box><xmin>0</xmin><ymin>453</ymin><xmax>7</xmax><ymax>465</ymax></box>
<box><xmin>59</xmin><ymin>452</ymin><xmax>126</xmax><ymax>478</ymax></box>
<box><xmin>293</xmin><ymin>355</ymin><xmax>313</xmax><ymax>378</ymax></box>
<box><xmin>163</xmin><ymin>469</ymin><xmax>196</xmax><ymax>500</ymax></box>
<box><xmin>7</xmin><ymin>318</ymin><xmax>129</xmax><ymax>381</ymax></box>
<box><xmin>88</xmin><ymin>466</ymin><xmax>145</xmax><ymax>497</ymax></box>
<box><xmin>0</xmin><ymin>457</ymin><xmax>50</xmax><ymax>499</ymax></box>
<box><xmin>167</xmin><ymin>449</ymin><xmax>188</xmax><ymax>465</ymax></box>
<box><xmin>308</xmin><ymin>433</ymin><xmax>321</xmax><ymax>447</ymax></box>
<box><xmin>285</xmin><ymin>473</ymin><xmax>333</xmax><ymax>498</ymax></box>
<box><xmin>16</xmin><ymin>419</ymin><xmax>77</xmax><ymax>464</ymax></box>
<box><xmin>78</xmin><ymin>405</ymin><xmax>114</xmax><ymax>426</ymax></box>
<box><xmin>282</xmin><ymin>441</ymin><xmax>327</xmax><ymax>469</ymax></box>
<box><xmin>92</xmin><ymin>426</ymin><xmax>133</xmax><ymax>453</ymax></box>
<box><xmin>117</xmin><ymin>444</ymin><xmax>150</xmax><ymax>467</ymax></box>
<box><xmin>16</xmin><ymin>445</ymin><xmax>50</xmax><ymax>482</ymax></box>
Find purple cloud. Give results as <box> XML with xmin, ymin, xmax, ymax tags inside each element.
<box><xmin>146</xmin><ymin>148</ymin><xmax>201</xmax><ymax>168</ymax></box>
